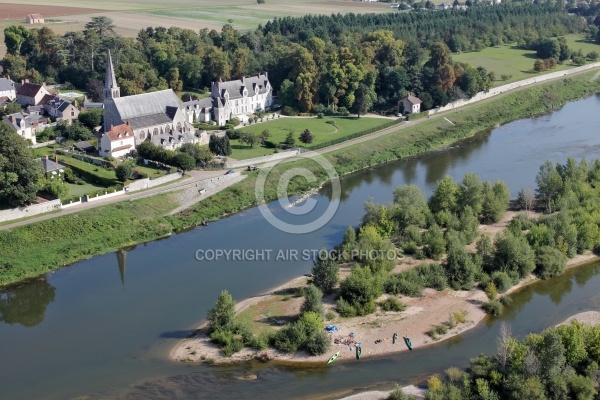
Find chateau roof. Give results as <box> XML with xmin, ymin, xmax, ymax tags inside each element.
<box><xmin>112</xmin><ymin>89</ymin><xmax>181</xmax><ymax>120</ymax></box>
<box><xmin>214</xmin><ymin>73</ymin><xmax>270</xmax><ymax>100</ymax></box>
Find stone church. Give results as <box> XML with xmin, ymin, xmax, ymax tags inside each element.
<box><xmin>102</xmin><ymin>51</ymin><xmax>201</xmax><ymax>151</ymax></box>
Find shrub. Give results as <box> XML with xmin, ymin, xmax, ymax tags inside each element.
<box><xmin>484</xmin><ymin>282</ymin><xmax>498</xmax><ymax>300</ymax></box>
<box><xmin>273</xmin><ymin>324</ymin><xmax>305</xmax><ymax>353</ymax></box>
<box><xmin>417</xmin><ymin>263</ymin><xmax>448</xmax><ymax>291</ymax></box>
<box><xmin>435</xmin><ymin>324</ymin><xmax>448</xmax><ymax>335</ymax></box>
<box><xmin>248</xmin><ymin>331</ymin><xmax>271</xmax><ymax>350</ymax></box>
<box><xmin>336</xmin><ymin>298</ymin><xmax>357</xmax><ymax>317</ymax></box>
<box><xmin>385</xmin><ymin>271</ymin><xmax>424</xmax><ymax>297</ymax></box>
<box><xmin>535</xmin><ymin>245</ymin><xmax>567</xmax><ymax>279</ymax></box>
<box><xmin>115</xmin><ymin>164</ymin><xmax>134</xmax><ymax>182</ymax></box>
<box><xmin>482</xmin><ymin>299</ymin><xmax>503</xmax><ymax>315</ymax></box>
<box><xmin>454</xmin><ymin>311</ymin><xmax>466</xmax><ymax>324</ymax></box>
<box><xmin>499</xmin><ymin>296</ymin><xmax>512</xmax><ymax>306</ymax></box>
<box><xmin>281</xmin><ymin>106</ymin><xmax>298</xmax><ymax>116</ymax></box>
<box><xmin>325</xmin><ymin>311</ymin><xmax>336</xmax><ymax>320</ymax></box>
<box><xmin>402</xmin><ymin>241</ymin><xmax>418</xmax><ymax>255</ymax></box>
<box><xmin>304</xmin><ymin>331</ymin><xmax>331</xmax><ymax>356</ymax></box>
<box><xmin>300</xmin><ymin>285</ymin><xmax>325</xmax><ymax>316</ymax></box>
<box><xmin>379</xmin><ymin>296</ymin><xmax>406</xmax><ymax>312</ymax></box>
<box><xmin>387</xmin><ymin>385</ymin><xmax>411</xmax><ymax>400</ymax></box>
<box><xmin>491</xmin><ymin>271</ymin><xmax>512</xmax><ymax>293</ymax></box>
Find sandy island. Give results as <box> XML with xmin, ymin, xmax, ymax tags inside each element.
<box><xmin>171</xmin><ymin>210</ymin><xmax>598</xmax><ymax>365</ymax></box>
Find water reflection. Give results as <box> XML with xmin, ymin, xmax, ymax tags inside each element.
<box><xmin>0</xmin><ymin>278</ymin><xmax>55</xmax><ymax>327</ymax></box>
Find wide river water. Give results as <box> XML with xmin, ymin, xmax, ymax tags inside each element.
<box><xmin>2</xmin><ymin>96</ymin><xmax>600</xmax><ymax>399</ymax></box>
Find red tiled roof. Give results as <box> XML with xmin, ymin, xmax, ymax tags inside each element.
<box><xmin>105</xmin><ymin>123</ymin><xmax>134</xmax><ymax>142</ymax></box>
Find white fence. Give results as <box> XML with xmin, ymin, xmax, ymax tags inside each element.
<box><xmin>0</xmin><ymin>199</ymin><xmax>62</xmax><ymax>223</ymax></box>
<box><xmin>429</xmin><ymin>61</ymin><xmax>600</xmax><ymax>115</ymax></box>
<box><xmin>224</xmin><ymin>150</ymin><xmax>299</xmax><ymax>169</ymax></box>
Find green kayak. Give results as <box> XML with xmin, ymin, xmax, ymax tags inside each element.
<box><xmin>404</xmin><ymin>336</ymin><xmax>413</xmax><ymax>351</ymax></box>
<box><xmin>327</xmin><ymin>351</ymin><xmax>341</xmax><ymax>364</ymax></box>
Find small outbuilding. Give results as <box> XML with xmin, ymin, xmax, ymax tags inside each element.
<box><xmin>399</xmin><ymin>93</ymin><xmax>422</xmax><ymax>114</ymax></box>
<box><xmin>26</xmin><ymin>14</ymin><xmax>44</xmax><ymax>24</ymax></box>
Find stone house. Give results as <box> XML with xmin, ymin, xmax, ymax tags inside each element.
<box><xmin>399</xmin><ymin>93</ymin><xmax>422</xmax><ymax>114</ymax></box>
<box><xmin>44</xmin><ymin>96</ymin><xmax>79</xmax><ymax>124</ymax></box>
<box><xmin>16</xmin><ymin>81</ymin><xmax>52</xmax><ymax>106</ymax></box>
<box><xmin>99</xmin><ymin>123</ymin><xmax>136</xmax><ymax>158</ymax></box>
<box><xmin>0</xmin><ymin>77</ymin><xmax>16</xmax><ymax>101</ymax></box>
<box><xmin>26</xmin><ymin>14</ymin><xmax>44</xmax><ymax>24</ymax></box>
<box><xmin>3</xmin><ymin>112</ymin><xmax>44</xmax><ymax>144</ymax></box>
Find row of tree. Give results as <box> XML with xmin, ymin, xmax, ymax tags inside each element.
<box><xmin>1</xmin><ymin>4</ymin><xmax>589</xmax><ymax>117</ymax></box>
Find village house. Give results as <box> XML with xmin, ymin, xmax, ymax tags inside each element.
<box><xmin>44</xmin><ymin>96</ymin><xmax>79</xmax><ymax>124</ymax></box>
<box><xmin>183</xmin><ymin>73</ymin><xmax>273</xmax><ymax>126</ymax></box>
<box><xmin>438</xmin><ymin>2</ymin><xmax>453</xmax><ymax>9</ymax></box>
<box><xmin>102</xmin><ymin>51</ymin><xmax>201</xmax><ymax>151</ymax></box>
<box><xmin>16</xmin><ymin>81</ymin><xmax>52</xmax><ymax>106</ymax></box>
<box><xmin>0</xmin><ymin>77</ymin><xmax>16</xmax><ymax>101</ymax></box>
<box><xmin>2</xmin><ymin>112</ymin><xmax>46</xmax><ymax>144</ymax></box>
<box><xmin>37</xmin><ymin>155</ymin><xmax>65</xmax><ymax>180</ymax></box>
<box><xmin>26</xmin><ymin>14</ymin><xmax>44</xmax><ymax>24</ymax></box>
<box><xmin>99</xmin><ymin>123</ymin><xmax>136</xmax><ymax>158</ymax></box>
<box><xmin>399</xmin><ymin>93</ymin><xmax>422</xmax><ymax>114</ymax></box>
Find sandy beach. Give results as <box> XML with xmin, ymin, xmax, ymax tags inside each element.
<box><xmin>170</xmin><ymin>209</ymin><xmax>599</xmax><ymax>365</ymax></box>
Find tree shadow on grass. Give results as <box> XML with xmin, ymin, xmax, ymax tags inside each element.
<box><xmin>256</xmin><ymin>315</ymin><xmax>297</xmax><ymax>327</ymax></box>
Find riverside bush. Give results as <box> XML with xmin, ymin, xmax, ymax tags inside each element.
<box><xmin>379</xmin><ymin>296</ymin><xmax>406</xmax><ymax>312</ymax></box>
<box><xmin>482</xmin><ymin>299</ymin><xmax>503</xmax><ymax>315</ymax></box>
<box><xmin>491</xmin><ymin>271</ymin><xmax>512</xmax><ymax>293</ymax></box>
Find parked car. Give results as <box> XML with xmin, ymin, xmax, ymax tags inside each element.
<box><xmin>225</xmin><ymin>170</ymin><xmax>235</xmax><ymax>175</ymax></box>
<box><xmin>246</xmin><ymin>165</ymin><xmax>259</xmax><ymax>171</ymax></box>
<box><xmin>395</xmin><ymin>112</ymin><xmax>403</xmax><ymax>117</ymax></box>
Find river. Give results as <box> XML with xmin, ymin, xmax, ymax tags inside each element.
<box><xmin>2</xmin><ymin>96</ymin><xmax>600</xmax><ymax>399</ymax></box>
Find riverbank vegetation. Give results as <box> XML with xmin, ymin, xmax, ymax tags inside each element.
<box><xmin>187</xmin><ymin>155</ymin><xmax>600</xmax><ymax>360</ymax></box>
<box><xmin>418</xmin><ymin>321</ymin><xmax>600</xmax><ymax>400</ymax></box>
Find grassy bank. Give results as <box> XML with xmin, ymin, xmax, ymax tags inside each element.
<box><xmin>1</xmin><ymin>71</ymin><xmax>600</xmax><ymax>286</ymax></box>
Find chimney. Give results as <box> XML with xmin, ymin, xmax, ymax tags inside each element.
<box><xmin>9</xmin><ymin>115</ymin><xmax>14</xmax><ymax>123</ymax></box>
<box><xmin>241</xmin><ymin>76</ymin><xmax>245</xmax><ymax>85</ymax></box>
<box><xmin>42</xmin><ymin>82</ymin><xmax>46</xmax><ymax>87</ymax></box>
<box><xmin>25</xmin><ymin>79</ymin><xmax>29</xmax><ymax>84</ymax></box>
<box><xmin>126</xmin><ymin>121</ymin><xmax>130</xmax><ymax>126</ymax></box>
<box><xmin>55</xmin><ymin>155</ymin><xmax>57</xmax><ymax>163</ymax></box>
<box><xmin>21</xmin><ymin>79</ymin><xmax>24</xmax><ymax>85</ymax></box>
<box><xmin>45</xmin><ymin>155</ymin><xmax>48</xmax><ymax>160</ymax></box>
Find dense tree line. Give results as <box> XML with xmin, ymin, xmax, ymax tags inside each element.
<box><xmin>416</xmin><ymin>322</ymin><xmax>600</xmax><ymax>400</ymax></box>
<box><xmin>316</xmin><ymin>157</ymin><xmax>600</xmax><ymax>319</ymax></box>
<box><xmin>1</xmin><ymin>4</ymin><xmax>589</xmax><ymax>118</ymax></box>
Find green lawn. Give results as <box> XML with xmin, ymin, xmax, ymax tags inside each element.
<box><xmin>58</xmin><ymin>155</ymin><xmax>117</xmax><ymax>181</ymax></box>
<box><xmin>67</xmin><ymin>182</ymin><xmax>110</xmax><ymax>198</ymax></box>
<box><xmin>452</xmin><ymin>35</ymin><xmax>600</xmax><ymax>86</ymax></box>
<box><xmin>231</xmin><ymin>117</ymin><xmax>393</xmax><ymax>160</ymax></box>
<box><xmin>133</xmin><ymin>164</ymin><xmax>167</xmax><ymax>178</ymax></box>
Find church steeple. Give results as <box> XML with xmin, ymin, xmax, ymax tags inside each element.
<box><xmin>104</xmin><ymin>50</ymin><xmax>120</xmax><ymax>100</ymax></box>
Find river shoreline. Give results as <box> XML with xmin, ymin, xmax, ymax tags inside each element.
<box><xmin>170</xmin><ymin>207</ymin><xmax>600</xmax><ymax>365</ymax></box>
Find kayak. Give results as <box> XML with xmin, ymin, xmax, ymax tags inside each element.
<box><xmin>404</xmin><ymin>336</ymin><xmax>413</xmax><ymax>351</ymax></box>
<box><xmin>327</xmin><ymin>351</ymin><xmax>341</xmax><ymax>364</ymax></box>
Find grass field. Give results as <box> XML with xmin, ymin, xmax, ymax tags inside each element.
<box><xmin>453</xmin><ymin>35</ymin><xmax>600</xmax><ymax>86</ymax></box>
<box><xmin>231</xmin><ymin>116</ymin><xmax>392</xmax><ymax>160</ymax></box>
<box><xmin>67</xmin><ymin>181</ymin><xmax>108</xmax><ymax>197</ymax></box>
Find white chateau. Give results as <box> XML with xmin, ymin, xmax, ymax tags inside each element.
<box><xmin>183</xmin><ymin>74</ymin><xmax>273</xmax><ymax>126</ymax></box>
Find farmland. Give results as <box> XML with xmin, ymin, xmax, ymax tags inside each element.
<box><xmin>0</xmin><ymin>0</ymin><xmax>393</xmax><ymax>57</ymax></box>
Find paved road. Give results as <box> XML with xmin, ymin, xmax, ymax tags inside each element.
<box><xmin>2</xmin><ymin>64</ymin><xmax>598</xmax><ymax>231</ymax></box>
